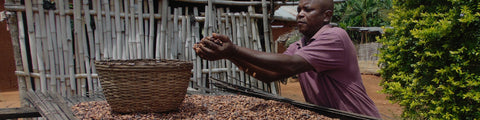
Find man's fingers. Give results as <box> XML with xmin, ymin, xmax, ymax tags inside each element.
<box><xmin>201</xmin><ymin>39</ymin><xmax>221</xmax><ymax>51</ymax></box>
<box><xmin>212</xmin><ymin>33</ymin><xmax>230</xmax><ymax>42</ymax></box>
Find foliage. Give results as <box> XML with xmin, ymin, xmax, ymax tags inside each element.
<box><xmin>333</xmin><ymin>0</ymin><xmax>392</xmax><ymax>28</ymax></box>
<box><xmin>332</xmin><ymin>0</ymin><xmax>393</xmax><ymax>44</ymax></box>
<box><xmin>378</xmin><ymin>0</ymin><xmax>480</xmax><ymax>119</ymax></box>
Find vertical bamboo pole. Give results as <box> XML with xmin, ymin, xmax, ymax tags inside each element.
<box><xmin>129</xmin><ymin>0</ymin><xmax>137</xmax><ymax>59</ymax></box>
<box><xmin>73</xmin><ymin>0</ymin><xmax>87</xmax><ymax>96</ymax></box>
<box><xmin>114</xmin><ymin>0</ymin><xmax>123</xmax><ymax>60</ymax></box>
<box><xmin>123</xmin><ymin>0</ymin><xmax>131</xmax><ymax>59</ymax></box>
<box><xmin>241</xmin><ymin>12</ymin><xmax>253</xmax><ymax>88</ymax></box>
<box><xmin>59</xmin><ymin>0</ymin><xmax>74</xmax><ymax>96</ymax></box>
<box><xmin>81</xmin><ymin>20</ymin><xmax>94</xmax><ymax>96</ymax></box>
<box><xmin>167</xmin><ymin>7</ymin><xmax>173</xmax><ymax>59</ymax></box>
<box><xmin>54</xmin><ymin>0</ymin><xmax>66</xmax><ymax>96</ymax></box>
<box><xmin>120</xmin><ymin>2</ymin><xmax>128</xmax><ymax>60</ymax></box>
<box><xmin>52</xmin><ymin>3</ymin><xmax>64</xmax><ymax>94</ymax></box>
<box><xmin>181</xmin><ymin>9</ymin><xmax>188</xmax><ymax>61</ymax></box>
<box><xmin>236</xmin><ymin>14</ymin><xmax>246</xmax><ymax>86</ymax></box>
<box><xmin>94</xmin><ymin>0</ymin><xmax>103</xmax><ymax>60</ymax></box>
<box><xmin>262</xmin><ymin>0</ymin><xmax>272</xmax><ymax>53</ymax></box>
<box><xmin>46</xmin><ymin>7</ymin><xmax>57</xmax><ymax>92</ymax></box>
<box><xmin>216</xmin><ymin>8</ymin><xmax>226</xmax><ymax>81</ymax></box>
<box><xmin>225</xmin><ymin>8</ymin><xmax>233</xmax><ymax>84</ymax></box>
<box><xmin>230</xmin><ymin>10</ymin><xmax>238</xmax><ymax>85</ymax></box>
<box><xmin>7</xmin><ymin>0</ymin><xmax>28</xmax><ymax>106</ymax></box>
<box><xmin>111</xmin><ymin>16</ymin><xmax>118</xmax><ymax>59</ymax></box>
<box><xmin>137</xmin><ymin>0</ymin><xmax>144</xmax><ymax>59</ymax></box>
<box><xmin>203</xmin><ymin>6</ymin><xmax>210</xmax><ymax>89</ymax></box>
<box><xmin>158</xmin><ymin>0</ymin><xmax>168</xmax><ymax>59</ymax></box>
<box><xmin>186</xmin><ymin>13</ymin><xmax>193</xmax><ymax>87</ymax></box>
<box><xmin>206</xmin><ymin>1</ymin><xmax>213</xmax><ymax>88</ymax></box>
<box><xmin>245</xmin><ymin>9</ymin><xmax>257</xmax><ymax>89</ymax></box>
<box><xmin>142</xmin><ymin>0</ymin><xmax>149</xmax><ymax>59</ymax></box>
<box><xmin>103</xmin><ymin>0</ymin><xmax>113</xmax><ymax>59</ymax></box>
<box><xmin>33</xmin><ymin>14</ymin><xmax>44</xmax><ymax>92</ymax></box>
<box><xmin>37</xmin><ymin>0</ymin><xmax>51</xmax><ymax>92</ymax></box>
<box><xmin>173</xmin><ymin>8</ymin><xmax>179</xmax><ymax>59</ymax></box>
<box><xmin>185</xmin><ymin>7</ymin><xmax>191</xmax><ymax>61</ymax></box>
<box><xmin>92</xmin><ymin>0</ymin><xmax>102</xmax><ymax>92</ymax></box>
<box><xmin>34</xmin><ymin>0</ymin><xmax>48</xmax><ymax>92</ymax></box>
<box><xmin>54</xmin><ymin>16</ymin><xmax>67</xmax><ymax>96</ymax></box>
<box><xmin>155</xmin><ymin>1</ymin><xmax>162</xmax><ymax>59</ymax></box>
<box><xmin>207</xmin><ymin>0</ymin><xmax>213</xmax><ymax>35</ymax></box>
<box><xmin>148</xmin><ymin>0</ymin><xmax>155</xmax><ymax>59</ymax></box>
<box><xmin>193</xmin><ymin>7</ymin><xmax>202</xmax><ymax>92</ymax></box>
<box><xmin>144</xmin><ymin>18</ymin><xmax>149</xmax><ymax>58</ymax></box>
<box><xmin>24</xmin><ymin>0</ymin><xmax>38</xmax><ymax>92</ymax></box>
<box><xmin>83</xmin><ymin>0</ymin><xmax>95</xmax><ymax>95</ymax></box>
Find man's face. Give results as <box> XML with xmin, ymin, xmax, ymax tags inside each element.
<box><xmin>297</xmin><ymin>0</ymin><xmax>328</xmax><ymax>37</ymax></box>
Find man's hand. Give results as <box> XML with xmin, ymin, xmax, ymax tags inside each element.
<box><xmin>193</xmin><ymin>33</ymin><xmax>238</xmax><ymax>61</ymax></box>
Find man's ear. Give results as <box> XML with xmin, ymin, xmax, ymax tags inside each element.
<box><xmin>323</xmin><ymin>10</ymin><xmax>333</xmax><ymax>23</ymax></box>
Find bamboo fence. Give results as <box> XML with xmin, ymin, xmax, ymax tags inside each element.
<box><xmin>5</xmin><ymin>0</ymin><xmax>291</xmax><ymax>98</ymax></box>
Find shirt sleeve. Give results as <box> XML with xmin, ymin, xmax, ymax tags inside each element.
<box><xmin>294</xmin><ymin>31</ymin><xmax>345</xmax><ymax>73</ymax></box>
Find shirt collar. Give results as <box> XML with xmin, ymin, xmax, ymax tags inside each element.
<box><xmin>301</xmin><ymin>24</ymin><xmax>333</xmax><ymax>46</ymax></box>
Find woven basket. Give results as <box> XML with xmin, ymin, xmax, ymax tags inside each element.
<box><xmin>95</xmin><ymin>59</ymin><xmax>193</xmax><ymax>113</ymax></box>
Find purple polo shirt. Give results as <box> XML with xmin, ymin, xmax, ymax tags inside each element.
<box><xmin>283</xmin><ymin>25</ymin><xmax>381</xmax><ymax>118</ymax></box>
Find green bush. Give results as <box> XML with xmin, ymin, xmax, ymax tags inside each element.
<box><xmin>377</xmin><ymin>0</ymin><xmax>480</xmax><ymax>119</ymax></box>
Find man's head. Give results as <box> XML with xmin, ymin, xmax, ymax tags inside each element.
<box><xmin>296</xmin><ymin>0</ymin><xmax>334</xmax><ymax>38</ymax></box>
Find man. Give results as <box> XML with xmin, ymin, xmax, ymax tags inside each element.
<box><xmin>194</xmin><ymin>0</ymin><xmax>381</xmax><ymax>118</ymax></box>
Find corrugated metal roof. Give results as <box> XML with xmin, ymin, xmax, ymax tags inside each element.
<box><xmin>274</xmin><ymin>5</ymin><xmax>297</xmax><ymax>21</ymax></box>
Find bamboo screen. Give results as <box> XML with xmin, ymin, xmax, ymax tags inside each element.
<box><xmin>5</xmin><ymin>0</ymin><xmax>283</xmax><ymax>97</ymax></box>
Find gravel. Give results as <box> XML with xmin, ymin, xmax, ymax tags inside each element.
<box><xmin>72</xmin><ymin>94</ymin><xmax>338</xmax><ymax>120</ymax></box>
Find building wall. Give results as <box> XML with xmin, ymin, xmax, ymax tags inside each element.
<box><xmin>271</xmin><ymin>21</ymin><xmax>296</xmax><ymax>53</ymax></box>
<box><xmin>0</xmin><ymin>0</ymin><xmax>18</xmax><ymax>91</ymax></box>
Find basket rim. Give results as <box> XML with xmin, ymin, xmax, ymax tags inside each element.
<box><xmin>95</xmin><ymin>59</ymin><xmax>193</xmax><ymax>70</ymax></box>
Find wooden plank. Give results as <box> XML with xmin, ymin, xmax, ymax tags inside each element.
<box><xmin>0</xmin><ymin>107</ymin><xmax>41</xmax><ymax>119</ymax></box>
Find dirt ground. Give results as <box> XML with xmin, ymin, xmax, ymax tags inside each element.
<box><xmin>280</xmin><ymin>75</ymin><xmax>403</xmax><ymax>120</ymax></box>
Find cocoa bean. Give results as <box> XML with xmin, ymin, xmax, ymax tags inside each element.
<box><xmin>72</xmin><ymin>95</ymin><xmax>338</xmax><ymax>120</ymax></box>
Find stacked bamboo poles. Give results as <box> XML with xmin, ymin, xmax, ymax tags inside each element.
<box><xmin>7</xmin><ymin>0</ymin><xmax>283</xmax><ymax>97</ymax></box>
